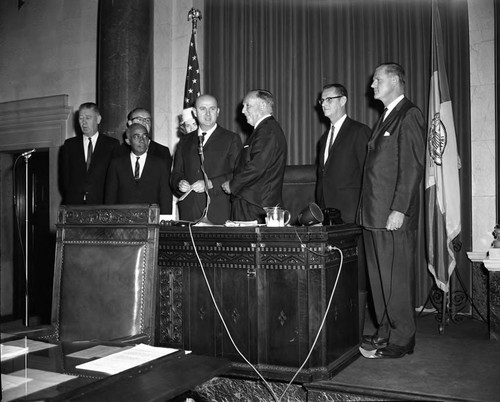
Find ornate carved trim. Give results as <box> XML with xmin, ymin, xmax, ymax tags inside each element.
<box><xmin>58</xmin><ymin>205</ymin><xmax>159</xmax><ymax>225</ymax></box>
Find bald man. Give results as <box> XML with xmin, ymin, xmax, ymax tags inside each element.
<box><xmin>171</xmin><ymin>94</ymin><xmax>242</xmax><ymax>224</ymax></box>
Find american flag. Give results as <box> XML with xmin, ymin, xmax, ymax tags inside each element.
<box><xmin>183</xmin><ymin>31</ymin><xmax>201</xmax><ymax>108</ymax></box>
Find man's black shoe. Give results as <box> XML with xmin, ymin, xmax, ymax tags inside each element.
<box><xmin>373</xmin><ymin>343</ymin><xmax>414</xmax><ymax>359</ymax></box>
<box><xmin>361</xmin><ymin>334</ymin><xmax>389</xmax><ymax>349</ymax></box>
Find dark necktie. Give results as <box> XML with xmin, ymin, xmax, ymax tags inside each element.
<box><xmin>86</xmin><ymin>138</ymin><xmax>93</xmax><ymax>171</ymax></box>
<box><xmin>201</xmin><ymin>132</ymin><xmax>207</xmax><ymax>146</ymax></box>
<box><xmin>373</xmin><ymin>108</ymin><xmax>388</xmax><ymax>133</ymax></box>
<box><xmin>328</xmin><ymin>125</ymin><xmax>336</xmax><ymax>149</ymax></box>
<box><xmin>382</xmin><ymin>107</ymin><xmax>389</xmax><ymax>121</ymax></box>
<box><xmin>324</xmin><ymin>125</ymin><xmax>335</xmax><ymax>161</ymax></box>
<box><xmin>134</xmin><ymin>157</ymin><xmax>140</xmax><ymax>181</ymax></box>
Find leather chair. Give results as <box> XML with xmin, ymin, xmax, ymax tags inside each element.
<box><xmin>14</xmin><ymin>204</ymin><xmax>161</xmax><ymax>345</ymax></box>
<box><xmin>282</xmin><ymin>164</ymin><xmax>317</xmax><ymax>225</ymax></box>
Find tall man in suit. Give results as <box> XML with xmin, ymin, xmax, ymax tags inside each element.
<box><xmin>115</xmin><ymin>107</ymin><xmax>172</xmax><ymax>174</ymax></box>
<box><xmin>358</xmin><ymin>63</ymin><xmax>425</xmax><ymax>359</ymax></box>
<box><xmin>61</xmin><ymin>102</ymin><xmax>119</xmax><ymax>204</ymax></box>
<box><xmin>105</xmin><ymin>123</ymin><xmax>172</xmax><ymax>213</ymax></box>
<box><xmin>222</xmin><ymin>90</ymin><xmax>287</xmax><ymax>223</ymax></box>
<box><xmin>171</xmin><ymin>94</ymin><xmax>242</xmax><ymax>224</ymax></box>
<box><xmin>316</xmin><ymin>83</ymin><xmax>371</xmax><ymax>224</ymax></box>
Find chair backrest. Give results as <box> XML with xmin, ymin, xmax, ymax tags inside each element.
<box><xmin>282</xmin><ymin>164</ymin><xmax>317</xmax><ymax>225</ymax></box>
<box><xmin>51</xmin><ymin>204</ymin><xmax>160</xmax><ymax>344</ymax></box>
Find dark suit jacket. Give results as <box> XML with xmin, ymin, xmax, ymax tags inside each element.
<box><xmin>316</xmin><ymin>117</ymin><xmax>371</xmax><ymax>223</ymax></box>
<box><xmin>230</xmin><ymin>116</ymin><xmax>287</xmax><ymax>215</ymax></box>
<box><xmin>61</xmin><ymin>133</ymin><xmax>120</xmax><ymax>205</ymax></box>
<box><xmin>104</xmin><ymin>153</ymin><xmax>172</xmax><ymax>214</ymax></box>
<box><xmin>115</xmin><ymin>140</ymin><xmax>172</xmax><ymax>173</ymax></box>
<box><xmin>358</xmin><ymin>97</ymin><xmax>425</xmax><ymax>230</ymax></box>
<box><xmin>171</xmin><ymin>125</ymin><xmax>242</xmax><ymax>224</ymax></box>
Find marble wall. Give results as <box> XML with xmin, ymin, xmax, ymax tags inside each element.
<box><xmin>469</xmin><ymin>0</ymin><xmax>496</xmax><ymax>254</ymax></box>
<box><xmin>0</xmin><ymin>0</ymin><xmax>98</xmax><ymax>115</ymax></box>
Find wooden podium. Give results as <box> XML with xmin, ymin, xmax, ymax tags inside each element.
<box><xmin>158</xmin><ymin>224</ymin><xmax>361</xmax><ymax>382</ymax></box>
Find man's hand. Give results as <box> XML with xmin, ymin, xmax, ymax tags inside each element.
<box><xmin>178</xmin><ymin>180</ymin><xmax>191</xmax><ymax>193</ymax></box>
<box><xmin>386</xmin><ymin>210</ymin><xmax>404</xmax><ymax>231</ymax></box>
<box><xmin>221</xmin><ymin>181</ymin><xmax>231</xmax><ymax>194</ymax></box>
<box><xmin>191</xmin><ymin>180</ymin><xmax>206</xmax><ymax>193</ymax></box>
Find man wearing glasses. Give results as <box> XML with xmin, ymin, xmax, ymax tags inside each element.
<box><xmin>105</xmin><ymin>123</ymin><xmax>172</xmax><ymax>213</ymax></box>
<box><xmin>316</xmin><ymin>83</ymin><xmax>370</xmax><ymax>224</ymax></box>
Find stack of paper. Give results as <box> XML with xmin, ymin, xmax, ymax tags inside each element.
<box><xmin>75</xmin><ymin>344</ymin><xmax>179</xmax><ymax>375</ymax></box>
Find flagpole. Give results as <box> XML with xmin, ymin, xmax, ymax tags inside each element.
<box><xmin>187</xmin><ymin>7</ymin><xmax>202</xmax><ymax>35</ymax></box>
<box><xmin>183</xmin><ymin>8</ymin><xmax>202</xmax><ymax>109</ymax></box>
<box><xmin>184</xmin><ymin>7</ymin><xmax>212</xmax><ymax>225</ymax></box>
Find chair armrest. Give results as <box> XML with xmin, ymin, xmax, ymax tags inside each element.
<box><xmin>110</xmin><ymin>333</ymin><xmax>151</xmax><ymax>345</ymax></box>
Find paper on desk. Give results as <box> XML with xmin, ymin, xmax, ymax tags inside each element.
<box><xmin>3</xmin><ymin>338</ymin><xmax>57</xmax><ymax>353</ymax></box>
<box><xmin>2</xmin><ymin>369</ymin><xmax>76</xmax><ymax>402</ymax></box>
<box><xmin>1</xmin><ymin>373</ymin><xmax>32</xmax><ymax>391</ymax></box>
<box><xmin>1</xmin><ymin>344</ymin><xmax>29</xmax><ymax>361</ymax></box>
<box><xmin>75</xmin><ymin>344</ymin><xmax>180</xmax><ymax>375</ymax></box>
<box><xmin>224</xmin><ymin>220</ymin><xmax>258</xmax><ymax>227</ymax></box>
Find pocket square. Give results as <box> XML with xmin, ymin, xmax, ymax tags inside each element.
<box><xmin>383</xmin><ymin>131</ymin><xmax>391</xmax><ymax>137</ymax></box>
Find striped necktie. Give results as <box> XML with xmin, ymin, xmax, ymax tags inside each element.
<box><xmin>134</xmin><ymin>157</ymin><xmax>140</xmax><ymax>181</ymax></box>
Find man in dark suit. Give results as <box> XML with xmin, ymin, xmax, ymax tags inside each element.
<box><xmin>171</xmin><ymin>94</ymin><xmax>242</xmax><ymax>224</ymax></box>
<box><xmin>358</xmin><ymin>63</ymin><xmax>425</xmax><ymax>359</ymax></box>
<box><xmin>115</xmin><ymin>108</ymin><xmax>172</xmax><ymax>175</ymax></box>
<box><xmin>222</xmin><ymin>90</ymin><xmax>287</xmax><ymax>223</ymax></box>
<box><xmin>316</xmin><ymin>83</ymin><xmax>371</xmax><ymax>224</ymax></box>
<box><xmin>105</xmin><ymin>123</ymin><xmax>172</xmax><ymax>214</ymax></box>
<box><xmin>61</xmin><ymin>102</ymin><xmax>119</xmax><ymax>204</ymax></box>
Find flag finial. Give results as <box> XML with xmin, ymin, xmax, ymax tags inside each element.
<box><xmin>187</xmin><ymin>7</ymin><xmax>202</xmax><ymax>34</ymax></box>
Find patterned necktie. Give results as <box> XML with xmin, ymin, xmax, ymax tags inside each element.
<box><xmin>86</xmin><ymin>137</ymin><xmax>93</xmax><ymax>171</ymax></box>
<box><xmin>134</xmin><ymin>156</ymin><xmax>140</xmax><ymax>181</ymax></box>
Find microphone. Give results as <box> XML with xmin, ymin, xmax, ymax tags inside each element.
<box><xmin>195</xmin><ymin>132</ymin><xmax>214</xmax><ymax>226</ymax></box>
<box><xmin>21</xmin><ymin>149</ymin><xmax>36</xmax><ymax>157</ymax></box>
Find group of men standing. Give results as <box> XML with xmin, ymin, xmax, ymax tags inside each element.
<box><xmin>61</xmin><ymin>61</ymin><xmax>425</xmax><ymax>360</ymax></box>
<box><xmin>60</xmin><ymin>90</ymin><xmax>288</xmax><ymax>225</ymax></box>
<box><xmin>316</xmin><ymin>63</ymin><xmax>425</xmax><ymax>360</ymax></box>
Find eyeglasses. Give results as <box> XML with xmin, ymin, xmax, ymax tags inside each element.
<box><xmin>131</xmin><ymin>133</ymin><xmax>149</xmax><ymax>142</ymax></box>
<box><xmin>318</xmin><ymin>95</ymin><xmax>343</xmax><ymax>105</ymax></box>
<box><xmin>132</xmin><ymin>116</ymin><xmax>152</xmax><ymax>124</ymax></box>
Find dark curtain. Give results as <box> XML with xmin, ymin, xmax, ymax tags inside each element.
<box><xmin>204</xmin><ymin>0</ymin><xmax>471</xmax><ymax>307</ymax></box>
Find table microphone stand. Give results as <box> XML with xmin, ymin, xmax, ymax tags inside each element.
<box><xmin>196</xmin><ymin>134</ymin><xmax>214</xmax><ymax>225</ymax></box>
<box><xmin>22</xmin><ymin>149</ymin><xmax>36</xmax><ymax>326</ymax></box>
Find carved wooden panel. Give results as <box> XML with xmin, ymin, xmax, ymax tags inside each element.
<box><xmin>158</xmin><ymin>224</ymin><xmax>362</xmax><ymax>382</ymax></box>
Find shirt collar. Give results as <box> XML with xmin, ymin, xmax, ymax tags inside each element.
<box><xmin>254</xmin><ymin>114</ymin><xmax>272</xmax><ymax>129</ymax></box>
<box><xmin>331</xmin><ymin>114</ymin><xmax>347</xmax><ymax>130</ymax></box>
<box><xmin>385</xmin><ymin>95</ymin><xmax>405</xmax><ymax>116</ymax></box>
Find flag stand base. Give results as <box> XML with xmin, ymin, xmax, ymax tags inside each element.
<box><xmin>418</xmin><ymin>268</ymin><xmax>486</xmax><ymax>335</ymax></box>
